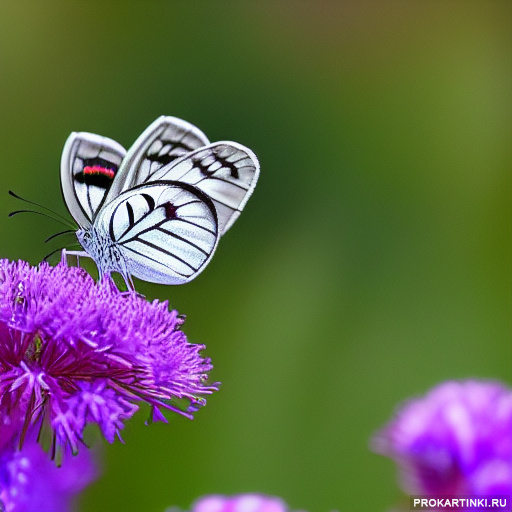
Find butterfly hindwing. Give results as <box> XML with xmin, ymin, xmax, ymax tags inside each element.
<box><xmin>149</xmin><ymin>142</ymin><xmax>259</xmax><ymax>235</ymax></box>
<box><xmin>61</xmin><ymin>132</ymin><xmax>126</xmax><ymax>227</ymax></box>
<box><xmin>105</xmin><ymin>116</ymin><xmax>210</xmax><ymax>203</ymax></box>
<box><xmin>94</xmin><ymin>182</ymin><xmax>219</xmax><ymax>285</ymax></box>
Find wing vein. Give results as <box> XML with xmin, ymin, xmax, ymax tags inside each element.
<box><xmin>127</xmin><ymin>237</ymin><xmax>198</xmax><ymax>272</ymax></box>
<box><xmin>121</xmin><ymin>244</ymin><xmax>190</xmax><ymax>277</ymax></box>
<box><xmin>117</xmin><ymin>199</ymin><xmax>204</xmax><ymax>242</ymax></box>
<box><xmin>193</xmin><ymin>176</ymin><xmax>250</xmax><ymax>191</ymax></box>
<box><xmin>155</xmin><ymin>226</ymin><xmax>209</xmax><ymax>256</ymax></box>
<box><xmin>175</xmin><ymin>218</ymin><xmax>217</xmax><ymax>236</ymax></box>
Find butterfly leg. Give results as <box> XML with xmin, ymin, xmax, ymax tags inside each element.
<box><xmin>117</xmin><ymin>272</ymin><xmax>146</xmax><ymax>298</ymax></box>
<box><xmin>61</xmin><ymin>248</ymin><xmax>90</xmax><ymax>267</ymax></box>
<box><xmin>114</xmin><ymin>256</ymin><xmax>137</xmax><ymax>293</ymax></box>
<box><xmin>122</xmin><ymin>272</ymin><xmax>136</xmax><ymax>292</ymax></box>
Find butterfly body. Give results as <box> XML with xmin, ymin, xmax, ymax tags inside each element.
<box><xmin>61</xmin><ymin>116</ymin><xmax>258</xmax><ymax>288</ymax></box>
<box><xmin>76</xmin><ymin>227</ymin><xmax>127</xmax><ymax>282</ymax></box>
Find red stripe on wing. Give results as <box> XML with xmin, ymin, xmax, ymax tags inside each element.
<box><xmin>83</xmin><ymin>165</ymin><xmax>115</xmax><ymax>179</ymax></box>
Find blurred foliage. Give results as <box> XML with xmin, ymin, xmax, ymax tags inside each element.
<box><xmin>0</xmin><ymin>2</ymin><xmax>510</xmax><ymax>511</ymax></box>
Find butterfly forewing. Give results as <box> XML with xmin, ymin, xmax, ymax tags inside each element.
<box><xmin>61</xmin><ymin>132</ymin><xmax>126</xmax><ymax>227</ymax></box>
<box><xmin>94</xmin><ymin>182</ymin><xmax>219</xmax><ymax>285</ymax></box>
<box><xmin>149</xmin><ymin>142</ymin><xmax>259</xmax><ymax>235</ymax></box>
<box><xmin>105</xmin><ymin>116</ymin><xmax>210</xmax><ymax>203</ymax></box>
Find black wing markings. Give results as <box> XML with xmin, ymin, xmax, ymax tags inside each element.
<box><xmin>171</xmin><ymin>217</ymin><xmax>217</xmax><ymax>236</ymax></box>
<box><xmin>194</xmin><ymin>174</ymin><xmax>250</xmax><ymax>191</ymax></box>
<box><xmin>164</xmin><ymin>169</ymin><xmax>250</xmax><ymax>192</ymax></box>
<box><xmin>155</xmin><ymin>226</ymin><xmax>210</xmax><ymax>256</ymax></box>
<box><xmin>75</xmin><ymin>156</ymin><xmax>118</xmax><ymax>186</ymax></box>
<box><xmin>86</xmin><ymin>183</ymin><xmax>94</xmax><ymax>223</ymax></box>
<box><xmin>129</xmin><ymin>237</ymin><xmax>198</xmax><ymax>272</ymax></box>
<box><xmin>141</xmin><ymin>193</ymin><xmax>155</xmax><ymax>211</ymax></box>
<box><xmin>192</xmin><ymin>153</ymin><xmax>249</xmax><ymax>180</ymax></box>
<box><xmin>120</xmin><ymin>217</ymin><xmax>167</xmax><ymax>243</ymax></box>
<box><xmin>74</xmin><ymin>139</ymin><xmax>121</xmax><ymax>224</ymax></box>
<box><xmin>117</xmin><ymin>199</ymin><xmax>205</xmax><ymax>243</ymax></box>
<box><xmin>145</xmin><ymin>127</ymin><xmax>204</xmax><ymax>172</ymax></box>
<box><xmin>77</xmin><ymin>140</ymin><xmax>96</xmax><ymax>223</ymax></box>
<box><xmin>126</xmin><ymin>201</ymin><xmax>135</xmax><ymax>227</ymax></box>
<box><xmin>183</xmin><ymin>172</ymin><xmax>251</xmax><ymax>211</ymax></box>
<box><xmin>121</xmin><ymin>244</ymin><xmax>191</xmax><ymax>278</ymax></box>
<box><xmin>111</xmin><ymin>193</ymin><xmax>160</xmax><ymax>241</ymax></box>
<box><xmin>147</xmin><ymin>140</ymin><xmax>194</xmax><ymax>166</ymax></box>
<box><xmin>119</xmin><ymin>218</ymin><xmax>212</xmax><ymax>259</ymax></box>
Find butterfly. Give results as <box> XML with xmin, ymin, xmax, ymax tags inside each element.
<box><xmin>60</xmin><ymin>116</ymin><xmax>259</xmax><ymax>289</ymax></box>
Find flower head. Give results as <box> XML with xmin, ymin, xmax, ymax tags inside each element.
<box><xmin>372</xmin><ymin>380</ymin><xmax>512</xmax><ymax>497</ymax></box>
<box><xmin>166</xmin><ymin>494</ymin><xmax>292</xmax><ymax>512</ymax></box>
<box><xmin>0</xmin><ymin>426</ymin><xmax>97</xmax><ymax>512</ymax></box>
<box><xmin>193</xmin><ymin>495</ymin><xmax>288</xmax><ymax>512</ymax></box>
<box><xmin>0</xmin><ymin>259</ymin><xmax>217</xmax><ymax>455</ymax></box>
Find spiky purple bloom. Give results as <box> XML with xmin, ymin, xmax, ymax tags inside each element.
<box><xmin>0</xmin><ymin>259</ymin><xmax>217</xmax><ymax>454</ymax></box>
<box><xmin>372</xmin><ymin>380</ymin><xmax>512</xmax><ymax>497</ymax></box>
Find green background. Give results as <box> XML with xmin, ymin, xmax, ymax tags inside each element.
<box><xmin>0</xmin><ymin>2</ymin><xmax>510</xmax><ymax>511</ymax></box>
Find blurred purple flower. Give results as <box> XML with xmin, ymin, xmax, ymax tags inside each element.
<box><xmin>178</xmin><ymin>494</ymin><xmax>291</xmax><ymax>512</ymax></box>
<box><xmin>166</xmin><ymin>493</ymin><xmax>341</xmax><ymax>512</ymax></box>
<box><xmin>0</xmin><ymin>427</ymin><xmax>97</xmax><ymax>512</ymax></box>
<box><xmin>372</xmin><ymin>380</ymin><xmax>512</xmax><ymax>497</ymax></box>
<box><xmin>0</xmin><ymin>259</ymin><xmax>217</xmax><ymax>455</ymax></box>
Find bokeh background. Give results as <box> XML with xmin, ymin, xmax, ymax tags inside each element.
<box><xmin>0</xmin><ymin>1</ymin><xmax>510</xmax><ymax>511</ymax></box>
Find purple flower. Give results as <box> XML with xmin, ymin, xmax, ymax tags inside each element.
<box><xmin>181</xmin><ymin>494</ymin><xmax>291</xmax><ymax>512</ymax></box>
<box><xmin>0</xmin><ymin>259</ymin><xmax>217</xmax><ymax>455</ymax></box>
<box><xmin>372</xmin><ymin>380</ymin><xmax>512</xmax><ymax>497</ymax></box>
<box><xmin>0</xmin><ymin>427</ymin><xmax>97</xmax><ymax>512</ymax></box>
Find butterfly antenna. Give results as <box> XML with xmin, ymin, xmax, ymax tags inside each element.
<box><xmin>8</xmin><ymin>209</ymin><xmax>75</xmax><ymax>229</ymax></box>
<box><xmin>44</xmin><ymin>229</ymin><xmax>76</xmax><ymax>244</ymax></box>
<box><xmin>8</xmin><ymin>190</ymin><xmax>76</xmax><ymax>229</ymax></box>
<box><xmin>43</xmin><ymin>243</ymin><xmax>81</xmax><ymax>262</ymax></box>
<box><xmin>43</xmin><ymin>247</ymin><xmax>65</xmax><ymax>262</ymax></box>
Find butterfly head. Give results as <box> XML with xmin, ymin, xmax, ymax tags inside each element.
<box><xmin>76</xmin><ymin>228</ymin><xmax>91</xmax><ymax>247</ymax></box>
<box><xmin>76</xmin><ymin>228</ymin><xmax>98</xmax><ymax>266</ymax></box>
<box><xmin>76</xmin><ymin>227</ymin><xmax>128</xmax><ymax>282</ymax></box>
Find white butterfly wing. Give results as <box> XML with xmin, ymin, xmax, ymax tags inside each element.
<box><xmin>104</xmin><ymin>116</ymin><xmax>209</xmax><ymax>203</ymax></box>
<box><xmin>149</xmin><ymin>142</ymin><xmax>259</xmax><ymax>235</ymax></box>
<box><xmin>61</xmin><ymin>132</ymin><xmax>126</xmax><ymax>228</ymax></box>
<box><xmin>94</xmin><ymin>182</ymin><xmax>219</xmax><ymax>285</ymax></box>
